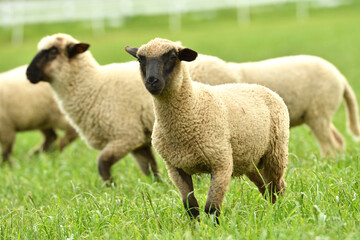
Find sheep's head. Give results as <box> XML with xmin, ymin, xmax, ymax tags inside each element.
<box><xmin>125</xmin><ymin>38</ymin><xmax>197</xmax><ymax>95</ymax></box>
<box><xmin>26</xmin><ymin>33</ymin><xmax>90</xmax><ymax>84</ymax></box>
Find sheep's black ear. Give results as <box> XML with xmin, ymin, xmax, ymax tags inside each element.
<box><xmin>67</xmin><ymin>43</ymin><xmax>90</xmax><ymax>58</ymax></box>
<box><xmin>125</xmin><ymin>46</ymin><xmax>138</xmax><ymax>58</ymax></box>
<box><xmin>178</xmin><ymin>48</ymin><xmax>198</xmax><ymax>62</ymax></box>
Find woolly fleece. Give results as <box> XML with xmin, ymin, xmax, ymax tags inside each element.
<box><xmin>0</xmin><ymin>65</ymin><xmax>77</xmax><ymax>162</ymax></box>
<box><xmin>188</xmin><ymin>54</ymin><xmax>360</xmax><ymax>156</ymax></box>
<box><xmin>30</xmin><ymin>33</ymin><xmax>158</xmax><ymax>182</ymax></box>
<box><xmin>136</xmin><ymin>38</ymin><xmax>289</xmax><ymax>220</ymax></box>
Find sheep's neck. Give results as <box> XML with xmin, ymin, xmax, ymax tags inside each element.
<box><xmin>51</xmin><ymin>57</ymin><xmax>102</xmax><ymax>125</ymax></box>
<box><xmin>154</xmin><ymin>67</ymin><xmax>197</xmax><ymax>119</ymax></box>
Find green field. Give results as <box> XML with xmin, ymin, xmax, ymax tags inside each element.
<box><xmin>1</xmin><ymin>2</ymin><xmax>360</xmax><ymax>239</ymax></box>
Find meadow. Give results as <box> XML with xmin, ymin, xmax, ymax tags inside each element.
<box><xmin>0</xmin><ymin>2</ymin><xmax>360</xmax><ymax>239</ymax></box>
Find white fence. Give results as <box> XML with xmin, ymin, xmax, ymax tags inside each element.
<box><xmin>0</xmin><ymin>0</ymin><xmax>351</xmax><ymax>44</ymax></box>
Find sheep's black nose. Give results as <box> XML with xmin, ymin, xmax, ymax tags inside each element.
<box><xmin>26</xmin><ymin>65</ymin><xmax>44</xmax><ymax>84</ymax></box>
<box><xmin>147</xmin><ymin>76</ymin><xmax>159</xmax><ymax>86</ymax></box>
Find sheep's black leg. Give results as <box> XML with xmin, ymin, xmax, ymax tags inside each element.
<box><xmin>131</xmin><ymin>145</ymin><xmax>160</xmax><ymax>178</ymax></box>
<box><xmin>167</xmin><ymin>165</ymin><xmax>200</xmax><ymax>220</ymax></box>
<box><xmin>97</xmin><ymin>140</ymin><xmax>134</xmax><ymax>187</ymax></box>
<box><xmin>204</xmin><ymin>203</ymin><xmax>221</xmax><ymax>225</ymax></box>
<box><xmin>175</xmin><ymin>168</ymin><xmax>200</xmax><ymax>219</ymax></box>
<box><xmin>246</xmin><ymin>169</ymin><xmax>266</xmax><ymax>196</ymax></box>
<box><xmin>247</xmin><ymin>169</ymin><xmax>284</xmax><ymax>203</ymax></box>
<box><xmin>1</xmin><ymin>150</ymin><xmax>12</xmax><ymax>166</ymax></box>
<box><xmin>262</xmin><ymin>151</ymin><xmax>287</xmax><ymax>204</ymax></box>
<box><xmin>42</xmin><ymin>129</ymin><xmax>57</xmax><ymax>152</ymax></box>
<box><xmin>31</xmin><ymin>129</ymin><xmax>57</xmax><ymax>155</ymax></box>
<box><xmin>98</xmin><ymin>157</ymin><xmax>115</xmax><ymax>186</ymax></box>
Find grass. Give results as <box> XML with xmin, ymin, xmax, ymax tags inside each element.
<box><xmin>1</xmin><ymin>2</ymin><xmax>360</xmax><ymax>239</ymax></box>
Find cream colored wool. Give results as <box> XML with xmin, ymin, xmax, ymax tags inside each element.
<box><xmin>135</xmin><ymin>38</ymin><xmax>289</xmax><ymax>220</ymax></box>
<box><xmin>0</xmin><ymin>65</ymin><xmax>77</xmax><ymax>163</ymax></box>
<box><xmin>187</xmin><ymin>54</ymin><xmax>238</xmax><ymax>86</ymax></box>
<box><xmin>29</xmin><ymin>33</ymin><xmax>158</xmax><ymax>182</ymax></box>
<box><xmin>188</xmin><ymin>54</ymin><xmax>360</xmax><ymax>156</ymax></box>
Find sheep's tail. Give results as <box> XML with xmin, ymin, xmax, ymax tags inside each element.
<box><xmin>343</xmin><ymin>80</ymin><xmax>360</xmax><ymax>139</ymax></box>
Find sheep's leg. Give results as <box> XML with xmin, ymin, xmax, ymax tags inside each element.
<box><xmin>262</xmin><ymin>172</ymin><xmax>286</xmax><ymax>204</ymax></box>
<box><xmin>330</xmin><ymin>123</ymin><xmax>345</xmax><ymax>152</ymax></box>
<box><xmin>0</xmin><ymin>131</ymin><xmax>15</xmax><ymax>166</ymax></box>
<box><xmin>306</xmin><ymin>118</ymin><xmax>338</xmax><ymax>157</ymax></box>
<box><xmin>42</xmin><ymin>129</ymin><xmax>57</xmax><ymax>152</ymax></box>
<box><xmin>59</xmin><ymin>126</ymin><xmax>78</xmax><ymax>151</ymax></box>
<box><xmin>205</xmin><ymin>165</ymin><xmax>233</xmax><ymax>224</ymax></box>
<box><xmin>247</xmin><ymin>167</ymin><xmax>286</xmax><ymax>202</ymax></box>
<box><xmin>246</xmin><ymin>169</ymin><xmax>266</xmax><ymax>195</ymax></box>
<box><xmin>131</xmin><ymin>145</ymin><xmax>160</xmax><ymax>177</ymax></box>
<box><xmin>31</xmin><ymin>129</ymin><xmax>57</xmax><ymax>154</ymax></box>
<box><xmin>262</xmin><ymin>152</ymin><xmax>287</xmax><ymax>204</ymax></box>
<box><xmin>166</xmin><ymin>164</ymin><xmax>199</xmax><ymax>219</ymax></box>
<box><xmin>97</xmin><ymin>141</ymin><xmax>134</xmax><ymax>185</ymax></box>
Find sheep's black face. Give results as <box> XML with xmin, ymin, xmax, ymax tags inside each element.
<box><xmin>27</xmin><ymin>43</ymin><xmax>89</xmax><ymax>84</ymax></box>
<box><xmin>26</xmin><ymin>47</ymin><xmax>59</xmax><ymax>84</ymax></box>
<box><xmin>140</xmin><ymin>50</ymin><xmax>178</xmax><ymax>95</ymax></box>
<box><xmin>125</xmin><ymin>45</ymin><xmax>198</xmax><ymax>95</ymax></box>
<box><xmin>141</xmin><ymin>57</ymin><xmax>166</xmax><ymax>95</ymax></box>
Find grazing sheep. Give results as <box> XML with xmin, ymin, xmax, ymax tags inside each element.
<box><xmin>26</xmin><ymin>33</ymin><xmax>159</xmax><ymax>183</ymax></box>
<box><xmin>187</xmin><ymin>54</ymin><xmax>360</xmax><ymax>156</ymax></box>
<box><xmin>0</xmin><ymin>65</ymin><xmax>78</xmax><ymax>165</ymax></box>
<box><xmin>125</xmin><ymin>38</ymin><xmax>289</xmax><ymax>222</ymax></box>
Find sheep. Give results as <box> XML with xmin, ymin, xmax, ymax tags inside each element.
<box><xmin>125</xmin><ymin>38</ymin><xmax>289</xmax><ymax>223</ymax></box>
<box><xmin>187</xmin><ymin>54</ymin><xmax>360</xmax><ymax>157</ymax></box>
<box><xmin>26</xmin><ymin>33</ymin><xmax>159</xmax><ymax>183</ymax></box>
<box><xmin>0</xmin><ymin>65</ymin><xmax>78</xmax><ymax>165</ymax></box>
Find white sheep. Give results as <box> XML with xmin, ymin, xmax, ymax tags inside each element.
<box><xmin>126</xmin><ymin>38</ymin><xmax>289</xmax><ymax>223</ymax></box>
<box><xmin>0</xmin><ymin>65</ymin><xmax>78</xmax><ymax>165</ymax></box>
<box><xmin>187</xmin><ymin>54</ymin><xmax>360</xmax><ymax>156</ymax></box>
<box><xmin>26</xmin><ymin>33</ymin><xmax>159</xmax><ymax>183</ymax></box>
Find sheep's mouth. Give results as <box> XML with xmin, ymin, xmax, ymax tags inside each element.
<box><xmin>146</xmin><ymin>85</ymin><xmax>163</xmax><ymax>95</ymax></box>
<box><xmin>26</xmin><ymin>67</ymin><xmax>45</xmax><ymax>84</ymax></box>
<box><xmin>145</xmin><ymin>82</ymin><xmax>164</xmax><ymax>95</ymax></box>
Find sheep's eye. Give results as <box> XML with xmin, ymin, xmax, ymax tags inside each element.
<box><xmin>139</xmin><ymin>57</ymin><xmax>146</xmax><ymax>76</ymax></box>
<box><xmin>170</xmin><ymin>54</ymin><xmax>177</xmax><ymax>61</ymax></box>
<box><xmin>47</xmin><ymin>48</ymin><xmax>58</xmax><ymax>61</ymax></box>
<box><xmin>138</xmin><ymin>56</ymin><xmax>146</xmax><ymax>64</ymax></box>
<box><xmin>164</xmin><ymin>58</ymin><xmax>177</xmax><ymax>75</ymax></box>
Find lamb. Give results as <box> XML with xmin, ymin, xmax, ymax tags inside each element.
<box><xmin>0</xmin><ymin>65</ymin><xmax>78</xmax><ymax>165</ymax></box>
<box><xmin>26</xmin><ymin>33</ymin><xmax>159</xmax><ymax>183</ymax></box>
<box><xmin>125</xmin><ymin>38</ymin><xmax>289</xmax><ymax>223</ymax></box>
<box><xmin>187</xmin><ymin>54</ymin><xmax>360</xmax><ymax>156</ymax></box>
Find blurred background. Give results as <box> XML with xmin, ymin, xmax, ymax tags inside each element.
<box><xmin>0</xmin><ymin>0</ymin><xmax>351</xmax><ymax>44</ymax></box>
<box><xmin>1</xmin><ymin>2</ymin><xmax>359</xmax><ymax>238</ymax></box>
<box><xmin>0</xmin><ymin>0</ymin><xmax>359</xmax><ymax>158</ymax></box>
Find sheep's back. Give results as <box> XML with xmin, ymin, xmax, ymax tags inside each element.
<box><xmin>229</xmin><ymin>55</ymin><xmax>345</xmax><ymax>126</ymax></box>
<box><xmin>188</xmin><ymin>54</ymin><xmax>239</xmax><ymax>86</ymax></box>
<box><xmin>0</xmin><ymin>65</ymin><xmax>64</xmax><ymax>131</ymax></box>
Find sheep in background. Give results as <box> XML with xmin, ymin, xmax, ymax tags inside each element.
<box><xmin>26</xmin><ymin>33</ymin><xmax>159</xmax><ymax>183</ymax></box>
<box><xmin>187</xmin><ymin>54</ymin><xmax>360</xmax><ymax>156</ymax></box>
<box><xmin>0</xmin><ymin>65</ymin><xmax>78</xmax><ymax>165</ymax></box>
<box><xmin>126</xmin><ymin>38</ymin><xmax>289</xmax><ymax>223</ymax></box>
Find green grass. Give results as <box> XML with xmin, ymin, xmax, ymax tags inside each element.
<box><xmin>1</xmin><ymin>2</ymin><xmax>360</xmax><ymax>239</ymax></box>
